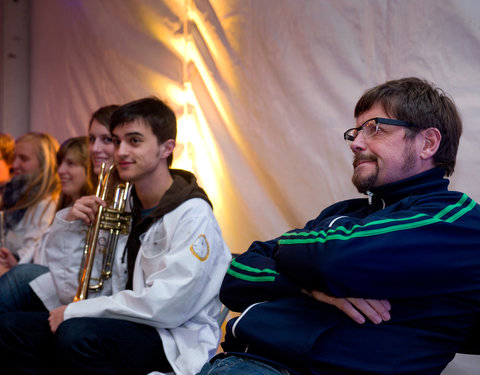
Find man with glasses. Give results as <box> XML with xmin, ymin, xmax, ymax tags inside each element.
<box><xmin>197</xmin><ymin>77</ymin><xmax>480</xmax><ymax>375</ymax></box>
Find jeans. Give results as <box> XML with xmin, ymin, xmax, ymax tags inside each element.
<box><xmin>0</xmin><ymin>313</ymin><xmax>172</xmax><ymax>375</ymax></box>
<box><xmin>56</xmin><ymin>317</ymin><xmax>172</xmax><ymax>375</ymax></box>
<box><xmin>0</xmin><ymin>263</ymin><xmax>49</xmax><ymax>313</ymax></box>
<box><xmin>197</xmin><ymin>355</ymin><xmax>291</xmax><ymax>375</ymax></box>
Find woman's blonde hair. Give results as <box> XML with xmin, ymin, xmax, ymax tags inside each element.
<box><xmin>10</xmin><ymin>132</ymin><xmax>61</xmax><ymax>212</ymax></box>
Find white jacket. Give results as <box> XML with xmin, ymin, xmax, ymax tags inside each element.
<box><xmin>6</xmin><ymin>196</ymin><xmax>57</xmax><ymax>264</ymax></box>
<box><xmin>30</xmin><ymin>206</ymin><xmax>129</xmax><ymax>309</ymax></box>
<box><xmin>32</xmin><ymin>197</ymin><xmax>231</xmax><ymax>375</ymax></box>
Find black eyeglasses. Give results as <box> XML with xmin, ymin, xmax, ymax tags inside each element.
<box><xmin>344</xmin><ymin>117</ymin><xmax>418</xmax><ymax>145</ymax></box>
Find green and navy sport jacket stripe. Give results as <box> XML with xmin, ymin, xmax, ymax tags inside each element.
<box><xmin>278</xmin><ymin>193</ymin><xmax>476</xmax><ymax>245</ymax></box>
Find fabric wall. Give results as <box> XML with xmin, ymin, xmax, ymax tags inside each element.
<box><xmin>30</xmin><ymin>0</ymin><xmax>480</xmax><ymax>254</ymax></box>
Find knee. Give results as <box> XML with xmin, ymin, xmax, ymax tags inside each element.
<box><xmin>55</xmin><ymin>318</ymin><xmax>107</xmax><ymax>372</ymax></box>
<box><xmin>4</xmin><ymin>263</ymin><xmax>48</xmax><ymax>283</ymax></box>
<box><xmin>56</xmin><ymin>318</ymin><xmax>91</xmax><ymax>348</ymax></box>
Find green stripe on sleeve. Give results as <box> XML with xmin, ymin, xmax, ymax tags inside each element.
<box><xmin>227</xmin><ymin>268</ymin><xmax>276</xmax><ymax>282</ymax></box>
<box><xmin>231</xmin><ymin>258</ymin><xmax>279</xmax><ymax>275</ymax></box>
<box><xmin>278</xmin><ymin>194</ymin><xmax>476</xmax><ymax>245</ymax></box>
<box><xmin>445</xmin><ymin>198</ymin><xmax>476</xmax><ymax>223</ymax></box>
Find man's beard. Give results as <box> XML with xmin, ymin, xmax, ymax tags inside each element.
<box><xmin>351</xmin><ymin>141</ymin><xmax>417</xmax><ymax>194</ymax></box>
<box><xmin>352</xmin><ymin>154</ymin><xmax>378</xmax><ymax>193</ymax></box>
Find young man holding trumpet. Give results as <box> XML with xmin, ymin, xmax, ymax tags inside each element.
<box><xmin>0</xmin><ymin>97</ymin><xmax>231</xmax><ymax>375</ymax></box>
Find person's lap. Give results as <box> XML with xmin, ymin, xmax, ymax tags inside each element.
<box><xmin>0</xmin><ymin>263</ymin><xmax>49</xmax><ymax>313</ymax></box>
<box><xmin>56</xmin><ymin>317</ymin><xmax>172</xmax><ymax>375</ymax></box>
<box><xmin>0</xmin><ymin>312</ymin><xmax>172</xmax><ymax>375</ymax></box>
<box><xmin>0</xmin><ymin>311</ymin><xmax>53</xmax><ymax>374</ymax></box>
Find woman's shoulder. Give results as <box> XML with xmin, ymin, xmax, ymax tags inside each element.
<box><xmin>23</xmin><ymin>195</ymin><xmax>58</xmax><ymax>225</ymax></box>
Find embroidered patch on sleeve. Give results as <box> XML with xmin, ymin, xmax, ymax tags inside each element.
<box><xmin>190</xmin><ymin>234</ymin><xmax>210</xmax><ymax>261</ymax></box>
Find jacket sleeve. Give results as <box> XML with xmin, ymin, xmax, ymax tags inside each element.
<box><xmin>41</xmin><ymin>208</ymin><xmax>88</xmax><ymax>304</ymax></box>
<box><xmin>42</xmin><ymin>208</ymin><xmax>129</xmax><ymax>304</ymax></box>
<box><xmin>64</xmin><ymin>198</ymin><xmax>232</xmax><ymax>329</ymax></box>
<box><xmin>29</xmin><ymin>271</ymin><xmax>62</xmax><ymax>310</ymax></box>
<box><xmin>274</xmin><ymin>193</ymin><xmax>480</xmax><ymax>299</ymax></box>
<box><xmin>220</xmin><ymin>237</ymin><xmax>302</xmax><ymax>312</ymax></box>
<box><xmin>14</xmin><ymin>197</ymin><xmax>57</xmax><ymax>264</ymax></box>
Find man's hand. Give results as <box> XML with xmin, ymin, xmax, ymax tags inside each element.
<box><xmin>303</xmin><ymin>289</ymin><xmax>391</xmax><ymax>324</ymax></box>
<box><xmin>65</xmin><ymin>195</ymin><xmax>106</xmax><ymax>224</ymax></box>
<box><xmin>0</xmin><ymin>247</ymin><xmax>18</xmax><ymax>272</ymax></box>
<box><xmin>48</xmin><ymin>305</ymin><xmax>67</xmax><ymax>333</ymax></box>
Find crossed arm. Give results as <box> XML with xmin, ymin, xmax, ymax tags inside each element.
<box><xmin>302</xmin><ymin>288</ymin><xmax>390</xmax><ymax>324</ymax></box>
<box><xmin>221</xmin><ymin>239</ymin><xmax>391</xmax><ymax>325</ymax></box>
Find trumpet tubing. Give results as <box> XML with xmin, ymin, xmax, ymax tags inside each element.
<box><xmin>74</xmin><ymin>163</ymin><xmax>131</xmax><ymax>302</ymax></box>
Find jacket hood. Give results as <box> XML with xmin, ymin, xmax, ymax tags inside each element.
<box><xmin>130</xmin><ymin>168</ymin><xmax>212</xmax><ymax>220</ymax></box>
<box><xmin>124</xmin><ymin>169</ymin><xmax>212</xmax><ymax>289</ymax></box>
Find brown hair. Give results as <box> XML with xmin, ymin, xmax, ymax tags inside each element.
<box><xmin>56</xmin><ymin>136</ymin><xmax>94</xmax><ymax>211</ymax></box>
<box><xmin>110</xmin><ymin>97</ymin><xmax>176</xmax><ymax>166</ymax></box>
<box><xmin>88</xmin><ymin>105</ymin><xmax>122</xmax><ymax>203</ymax></box>
<box><xmin>354</xmin><ymin>77</ymin><xmax>462</xmax><ymax>176</ymax></box>
<box><xmin>87</xmin><ymin>105</ymin><xmax>119</xmax><ymax>186</ymax></box>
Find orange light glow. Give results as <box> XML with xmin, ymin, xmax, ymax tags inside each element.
<box><xmin>173</xmin><ymin>85</ymin><xmax>223</xmax><ymax>211</ymax></box>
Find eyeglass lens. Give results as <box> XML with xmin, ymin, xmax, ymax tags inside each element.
<box><xmin>345</xmin><ymin>119</ymin><xmax>378</xmax><ymax>144</ymax></box>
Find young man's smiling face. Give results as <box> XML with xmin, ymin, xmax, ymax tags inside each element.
<box><xmin>112</xmin><ymin>119</ymin><xmax>168</xmax><ymax>184</ymax></box>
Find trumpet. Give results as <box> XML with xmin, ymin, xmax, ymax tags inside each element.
<box><xmin>73</xmin><ymin>163</ymin><xmax>131</xmax><ymax>302</ymax></box>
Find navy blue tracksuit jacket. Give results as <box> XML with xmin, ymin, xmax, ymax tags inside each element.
<box><xmin>220</xmin><ymin>168</ymin><xmax>480</xmax><ymax>374</ymax></box>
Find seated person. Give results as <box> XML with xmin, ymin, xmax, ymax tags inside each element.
<box><xmin>0</xmin><ymin>97</ymin><xmax>232</xmax><ymax>375</ymax></box>
<box><xmin>0</xmin><ymin>136</ymin><xmax>92</xmax><ymax>311</ymax></box>
<box><xmin>0</xmin><ymin>132</ymin><xmax>61</xmax><ymax>273</ymax></box>
<box><xmin>0</xmin><ymin>105</ymin><xmax>117</xmax><ymax>312</ymax></box>
<box><xmin>198</xmin><ymin>77</ymin><xmax>480</xmax><ymax>375</ymax></box>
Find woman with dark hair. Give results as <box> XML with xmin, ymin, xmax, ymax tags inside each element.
<box><xmin>32</xmin><ymin>136</ymin><xmax>93</xmax><ymax>266</ymax></box>
<box><xmin>55</xmin><ymin>136</ymin><xmax>93</xmax><ymax>212</ymax></box>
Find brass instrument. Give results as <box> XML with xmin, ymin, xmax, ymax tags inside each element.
<box><xmin>74</xmin><ymin>163</ymin><xmax>131</xmax><ymax>302</ymax></box>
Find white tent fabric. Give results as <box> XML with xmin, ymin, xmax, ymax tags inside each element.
<box><xmin>28</xmin><ymin>0</ymin><xmax>480</xmax><ymax>372</ymax></box>
<box><xmin>30</xmin><ymin>0</ymin><xmax>480</xmax><ymax>252</ymax></box>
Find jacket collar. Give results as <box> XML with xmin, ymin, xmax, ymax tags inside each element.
<box><xmin>367</xmin><ymin>168</ymin><xmax>449</xmax><ymax>207</ymax></box>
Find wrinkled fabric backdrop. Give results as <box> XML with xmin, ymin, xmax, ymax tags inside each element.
<box><xmin>23</xmin><ymin>0</ymin><xmax>480</xmax><ymax>372</ymax></box>
<box><xmin>30</xmin><ymin>0</ymin><xmax>480</xmax><ymax>252</ymax></box>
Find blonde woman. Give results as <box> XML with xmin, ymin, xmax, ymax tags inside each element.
<box><xmin>0</xmin><ymin>133</ymin><xmax>61</xmax><ymax>272</ymax></box>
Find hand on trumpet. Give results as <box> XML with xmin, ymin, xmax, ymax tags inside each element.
<box><xmin>66</xmin><ymin>195</ymin><xmax>107</xmax><ymax>225</ymax></box>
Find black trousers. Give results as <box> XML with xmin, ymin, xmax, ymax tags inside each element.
<box><xmin>0</xmin><ymin>312</ymin><xmax>172</xmax><ymax>375</ymax></box>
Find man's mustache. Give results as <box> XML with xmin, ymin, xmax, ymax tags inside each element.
<box><xmin>353</xmin><ymin>154</ymin><xmax>377</xmax><ymax>168</ymax></box>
